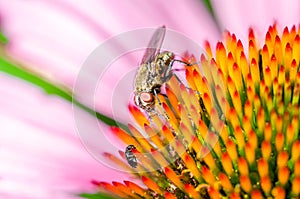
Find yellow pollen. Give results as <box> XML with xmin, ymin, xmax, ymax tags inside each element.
<box><xmin>238</xmin><ymin>157</ymin><xmax>249</xmax><ymax>176</ymax></box>
<box><xmin>261</xmin><ymin>141</ymin><xmax>272</xmax><ymax>160</ymax></box>
<box><xmin>278</xmin><ymin>167</ymin><xmax>290</xmax><ymax>186</ymax></box>
<box><xmin>226</xmin><ymin>139</ymin><xmax>238</xmax><ymax>162</ymax></box>
<box><xmin>272</xmin><ymin>186</ymin><xmax>285</xmax><ymax>199</ymax></box>
<box><xmin>245</xmin><ymin>142</ymin><xmax>255</xmax><ymax>165</ymax></box>
<box><xmin>221</xmin><ymin>152</ymin><xmax>233</xmax><ymax>176</ymax></box>
<box><xmin>184</xmin><ymin>184</ymin><xmax>201</xmax><ymax>199</ymax></box>
<box><xmin>240</xmin><ymin>175</ymin><xmax>252</xmax><ymax>193</ymax></box>
<box><xmin>218</xmin><ymin>172</ymin><xmax>233</xmax><ymax>192</ymax></box>
<box><xmin>142</xmin><ymin>176</ymin><xmax>163</xmax><ymax>194</ymax></box>
<box><xmin>165</xmin><ymin>192</ymin><xmax>177</xmax><ymax>199</ymax></box>
<box><xmin>261</xmin><ymin>176</ymin><xmax>272</xmax><ymax>195</ymax></box>
<box><xmin>164</xmin><ymin>167</ymin><xmax>184</xmax><ymax>190</ymax></box>
<box><xmin>292</xmin><ymin>177</ymin><xmax>300</xmax><ymax>195</ymax></box>
<box><xmin>251</xmin><ymin>189</ymin><xmax>263</xmax><ymax>199</ymax></box>
<box><xmin>201</xmin><ymin>166</ymin><xmax>215</xmax><ymax>185</ymax></box>
<box><xmin>124</xmin><ymin>181</ymin><xmax>146</xmax><ymax>197</ymax></box>
<box><xmin>258</xmin><ymin>158</ymin><xmax>269</xmax><ymax>177</ymax></box>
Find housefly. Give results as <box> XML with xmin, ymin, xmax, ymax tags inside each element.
<box><xmin>134</xmin><ymin>25</ymin><xmax>191</xmax><ymax>113</ymax></box>
<box><xmin>125</xmin><ymin>144</ymin><xmax>138</xmax><ymax>168</ymax></box>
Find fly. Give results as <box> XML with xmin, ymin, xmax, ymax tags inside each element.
<box><xmin>125</xmin><ymin>144</ymin><xmax>138</xmax><ymax>168</ymax></box>
<box><xmin>134</xmin><ymin>25</ymin><xmax>191</xmax><ymax>113</ymax></box>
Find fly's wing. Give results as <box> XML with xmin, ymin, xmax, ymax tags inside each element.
<box><xmin>141</xmin><ymin>25</ymin><xmax>166</xmax><ymax>64</ymax></box>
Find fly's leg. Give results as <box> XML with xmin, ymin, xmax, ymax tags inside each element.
<box><xmin>162</xmin><ymin>59</ymin><xmax>202</xmax><ymax>112</ymax></box>
<box><xmin>172</xmin><ymin>73</ymin><xmax>201</xmax><ymax>96</ymax></box>
<box><xmin>153</xmin><ymin>88</ymin><xmax>170</xmax><ymax>121</ymax></box>
<box><xmin>171</xmin><ymin>59</ymin><xmax>194</xmax><ymax>66</ymax></box>
<box><xmin>145</xmin><ymin>91</ymin><xmax>168</xmax><ymax>125</ymax></box>
<box><xmin>153</xmin><ymin>87</ymin><xmax>162</xmax><ymax>106</ymax></box>
<box><xmin>163</xmin><ymin>59</ymin><xmax>195</xmax><ymax>82</ymax></box>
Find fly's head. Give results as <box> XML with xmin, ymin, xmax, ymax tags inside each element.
<box><xmin>134</xmin><ymin>91</ymin><xmax>155</xmax><ymax>112</ymax></box>
<box><xmin>156</xmin><ymin>51</ymin><xmax>175</xmax><ymax>66</ymax></box>
<box><xmin>126</xmin><ymin>144</ymin><xmax>136</xmax><ymax>152</ymax></box>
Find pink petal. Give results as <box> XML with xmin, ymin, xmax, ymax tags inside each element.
<box><xmin>0</xmin><ymin>0</ymin><xmax>219</xmax><ymax>86</ymax></box>
<box><xmin>211</xmin><ymin>0</ymin><xmax>300</xmax><ymax>44</ymax></box>
<box><xmin>0</xmin><ymin>2</ymin><xmax>222</xmax><ymax>197</ymax></box>
<box><xmin>0</xmin><ymin>0</ymin><xmax>220</xmax><ymax>118</ymax></box>
<box><xmin>0</xmin><ymin>74</ymin><xmax>129</xmax><ymax>199</ymax></box>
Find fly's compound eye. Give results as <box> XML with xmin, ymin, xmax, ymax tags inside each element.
<box><xmin>134</xmin><ymin>92</ymin><xmax>155</xmax><ymax>111</ymax></box>
<box><xmin>134</xmin><ymin>94</ymin><xmax>141</xmax><ymax>107</ymax></box>
<box><xmin>140</xmin><ymin>92</ymin><xmax>154</xmax><ymax>103</ymax></box>
<box><xmin>126</xmin><ymin>145</ymin><xmax>136</xmax><ymax>151</ymax></box>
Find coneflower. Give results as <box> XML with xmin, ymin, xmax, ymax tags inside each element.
<box><xmin>93</xmin><ymin>24</ymin><xmax>300</xmax><ymax>199</ymax></box>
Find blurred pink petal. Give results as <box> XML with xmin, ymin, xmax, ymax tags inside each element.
<box><xmin>0</xmin><ymin>0</ymin><xmax>220</xmax><ymax>118</ymax></box>
<box><xmin>0</xmin><ymin>0</ymin><xmax>220</xmax><ymax>87</ymax></box>
<box><xmin>211</xmin><ymin>0</ymin><xmax>300</xmax><ymax>44</ymax></box>
<box><xmin>0</xmin><ymin>1</ymin><xmax>220</xmax><ymax>197</ymax></box>
<box><xmin>0</xmin><ymin>74</ymin><xmax>128</xmax><ymax>199</ymax></box>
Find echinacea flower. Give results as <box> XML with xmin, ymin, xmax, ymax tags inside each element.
<box><xmin>1</xmin><ymin>0</ymin><xmax>300</xmax><ymax>199</ymax></box>
<box><xmin>94</xmin><ymin>24</ymin><xmax>300</xmax><ymax>199</ymax></box>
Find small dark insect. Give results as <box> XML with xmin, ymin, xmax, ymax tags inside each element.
<box><xmin>125</xmin><ymin>144</ymin><xmax>138</xmax><ymax>168</ymax></box>
<box><xmin>134</xmin><ymin>25</ymin><xmax>191</xmax><ymax>113</ymax></box>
